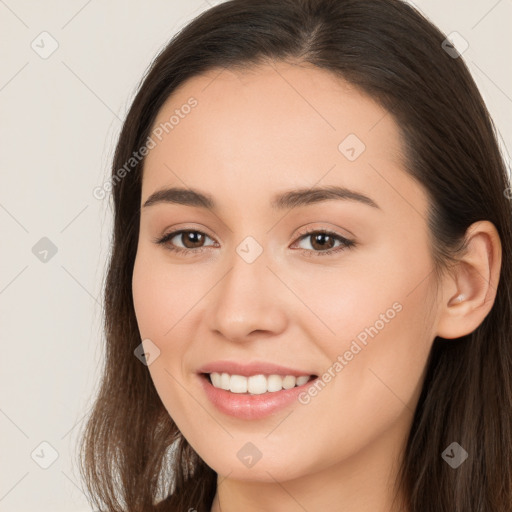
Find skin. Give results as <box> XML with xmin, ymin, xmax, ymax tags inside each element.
<box><xmin>131</xmin><ymin>61</ymin><xmax>501</xmax><ymax>512</ymax></box>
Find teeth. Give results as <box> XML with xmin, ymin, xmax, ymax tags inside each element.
<box><xmin>209</xmin><ymin>372</ymin><xmax>313</xmax><ymax>394</ymax></box>
<box><xmin>296</xmin><ymin>375</ymin><xmax>310</xmax><ymax>386</ymax></box>
<box><xmin>220</xmin><ymin>372</ymin><xmax>230</xmax><ymax>390</ymax></box>
<box><xmin>230</xmin><ymin>374</ymin><xmax>247</xmax><ymax>393</ymax></box>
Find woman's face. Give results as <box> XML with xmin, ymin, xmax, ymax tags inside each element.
<box><xmin>132</xmin><ymin>61</ymin><xmax>441</xmax><ymax>483</ymax></box>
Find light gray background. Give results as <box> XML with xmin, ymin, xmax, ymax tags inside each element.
<box><xmin>1</xmin><ymin>1</ymin><xmax>511</xmax><ymax>510</ymax></box>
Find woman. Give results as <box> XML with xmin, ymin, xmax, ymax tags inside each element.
<box><xmin>79</xmin><ymin>0</ymin><xmax>512</xmax><ymax>511</ymax></box>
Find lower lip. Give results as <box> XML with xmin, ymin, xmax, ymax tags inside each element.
<box><xmin>198</xmin><ymin>373</ymin><xmax>318</xmax><ymax>420</ymax></box>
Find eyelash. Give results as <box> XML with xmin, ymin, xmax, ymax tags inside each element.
<box><xmin>154</xmin><ymin>227</ymin><xmax>356</xmax><ymax>257</ymax></box>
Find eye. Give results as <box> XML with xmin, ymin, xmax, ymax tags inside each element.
<box><xmin>291</xmin><ymin>228</ymin><xmax>356</xmax><ymax>257</ymax></box>
<box><xmin>154</xmin><ymin>229</ymin><xmax>217</xmax><ymax>255</ymax></box>
<box><xmin>154</xmin><ymin>227</ymin><xmax>356</xmax><ymax>257</ymax></box>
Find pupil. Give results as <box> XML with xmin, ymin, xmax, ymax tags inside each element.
<box><xmin>313</xmin><ymin>234</ymin><xmax>333</xmax><ymax>250</ymax></box>
<box><xmin>185</xmin><ymin>232</ymin><xmax>204</xmax><ymax>248</ymax></box>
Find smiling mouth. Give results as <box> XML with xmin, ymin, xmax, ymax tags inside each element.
<box><xmin>201</xmin><ymin>372</ymin><xmax>318</xmax><ymax>395</ymax></box>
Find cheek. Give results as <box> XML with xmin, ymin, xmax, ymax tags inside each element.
<box><xmin>300</xmin><ymin>241</ymin><xmax>436</xmax><ymax>428</ymax></box>
<box><xmin>282</xmin><ymin>226</ymin><xmax>429</xmax><ymax>337</ymax></box>
<box><xmin>132</xmin><ymin>249</ymin><xmax>201</xmax><ymax>429</ymax></box>
<box><xmin>132</xmin><ymin>254</ymin><xmax>160</xmax><ymax>338</ymax></box>
<box><xmin>132</xmin><ymin>247</ymin><xmax>189</xmax><ymax>339</ymax></box>
<box><xmin>317</xmin><ymin>277</ymin><xmax>435</xmax><ymax>440</ymax></box>
<box><xmin>131</xmin><ymin>246</ymin><xmax>211</xmax><ymax>390</ymax></box>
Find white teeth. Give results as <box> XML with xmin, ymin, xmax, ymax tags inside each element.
<box><xmin>210</xmin><ymin>372</ymin><xmax>222</xmax><ymax>388</ymax></box>
<box><xmin>296</xmin><ymin>375</ymin><xmax>310</xmax><ymax>386</ymax></box>
<box><xmin>220</xmin><ymin>372</ymin><xmax>230</xmax><ymax>390</ymax></box>
<box><xmin>230</xmin><ymin>374</ymin><xmax>247</xmax><ymax>393</ymax></box>
<box><xmin>248</xmin><ymin>374</ymin><xmax>267</xmax><ymax>394</ymax></box>
<box><xmin>267</xmin><ymin>374</ymin><xmax>284</xmax><ymax>392</ymax></box>
<box><xmin>208</xmin><ymin>372</ymin><xmax>313</xmax><ymax>394</ymax></box>
<box><xmin>282</xmin><ymin>375</ymin><xmax>296</xmax><ymax>389</ymax></box>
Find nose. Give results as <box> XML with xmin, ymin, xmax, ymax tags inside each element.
<box><xmin>207</xmin><ymin>246</ymin><xmax>288</xmax><ymax>343</ymax></box>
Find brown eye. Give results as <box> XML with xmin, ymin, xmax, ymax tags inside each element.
<box><xmin>155</xmin><ymin>229</ymin><xmax>216</xmax><ymax>254</ymax></box>
<box><xmin>293</xmin><ymin>229</ymin><xmax>356</xmax><ymax>257</ymax></box>
<box><xmin>309</xmin><ymin>233</ymin><xmax>336</xmax><ymax>251</ymax></box>
<box><xmin>155</xmin><ymin>228</ymin><xmax>355</xmax><ymax>257</ymax></box>
<box><xmin>179</xmin><ymin>231</ymin><xmax>207</xmax><ymax>249</ymax></box>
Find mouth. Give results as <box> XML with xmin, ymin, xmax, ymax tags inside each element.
<box><xmin>200</xmin><ymin>372</ymin><xmax>318</xmax><ymax>395</ymax></box>
<box><xmin>198</xmin><ymin>371</ymin><xmax>320</xmax><ymax>420</ymax></box>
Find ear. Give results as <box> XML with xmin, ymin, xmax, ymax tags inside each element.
<box><xmin>436</xmin><ymin>220</ymin><xmax>502</xmax><ymax>339</ymax></box>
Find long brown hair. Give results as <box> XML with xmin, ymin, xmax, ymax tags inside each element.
<box><xmin>78</xmin><ymin>0</ymin><xmax>512</xmax><ymax>510</ymax></box>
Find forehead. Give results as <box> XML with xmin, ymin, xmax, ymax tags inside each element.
<box><xmin>141</xmin><ymin>61</ymin><xmax>425</xmax><ymax>219</ymax></box>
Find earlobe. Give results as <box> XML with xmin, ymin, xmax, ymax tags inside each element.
<box><xmin>435</xmin><ymin>220</ymin><xmax>502</xmax><ymax>340</ymax></box>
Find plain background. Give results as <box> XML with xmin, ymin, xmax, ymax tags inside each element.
<box><xmin>1</xmin><ymin>0</ymin><xmax>511</xmax><ymax>510</ymax></box>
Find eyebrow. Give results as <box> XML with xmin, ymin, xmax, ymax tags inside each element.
<box><xmin>142</xmin><ymin>185</ymin><xmax>380</xmax><ymax>210</ymax></box>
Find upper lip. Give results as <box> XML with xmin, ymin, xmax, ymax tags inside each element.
<box><xmin>197</xmin><ymin>360</ymin><xmax>317</xmax><ymax>378</ymax></box>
